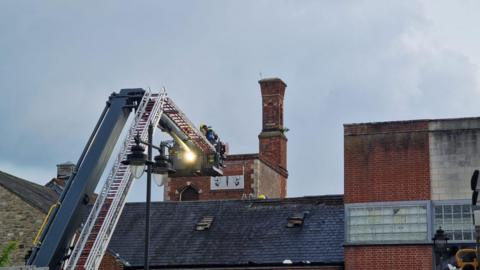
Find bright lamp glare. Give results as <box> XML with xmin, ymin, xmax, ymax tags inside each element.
<box><xmin>184</xmin><ymin>151</ymin><xmax>196</xmax><ymax>163</ymax></box>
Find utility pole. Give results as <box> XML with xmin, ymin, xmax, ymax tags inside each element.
<box><xmin>471</xmin><ymin>170</ymin><xmax>480</xmax><ymax>269</ymax></box>
<box><xmin>145</xmin><ymin>123</ymin><xmax>153</xmax><ymax>270</ymax></box>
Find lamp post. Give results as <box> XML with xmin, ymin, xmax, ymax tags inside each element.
<box><xmin>433</xmin><ymin>227</ymin><xmax>449</xmax><ymax>270</ymax></box>
<box><xmin>122</xmin><ymin>123</ymin><xmax>174</xmax><ymax>270</ymax></box>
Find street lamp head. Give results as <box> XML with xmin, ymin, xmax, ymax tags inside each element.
<box><xmin>151</xmin><ymin>151</ymin><xmax>176</xmax><ymax>187</ymax></box>
<box><xmin>122</xmin><ymin>138</ymin><xmax>147</xmax><ymax>179</ymax></box>
<box><xmin>152</xmin><ymin>153</ymin><xmax>175</xmax><ymax>174</ymax></box>
<box><xmin>153</xmin><ymin>174</ymin><xmax>168</xmax><ymax>187</ymax></box>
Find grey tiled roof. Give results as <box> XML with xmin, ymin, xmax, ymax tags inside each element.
<box><xmin>0</xmin><ymin>170</ymin><xmax>58</xmax><ymax>213</ymax></box>
<box><xmin>108</xmin><ymin>195</ymin><xmax>344</xmax><ymax>268</ymax></box>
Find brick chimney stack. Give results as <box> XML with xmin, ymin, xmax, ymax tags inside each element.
<box><xmin>258</xmin><ymin>78</ymin><xmax>288</xmax><ymax>173</ymax></box>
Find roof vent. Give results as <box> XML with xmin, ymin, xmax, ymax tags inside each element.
<box><xmin>287</xmin><ymin>212</ymin><xmax>308</xmax><ymax>228</ymax></box>
<box><xmin>196</xmin><ymin>216</ymin><xmax>214</xmax><ymax>231</ymax></box>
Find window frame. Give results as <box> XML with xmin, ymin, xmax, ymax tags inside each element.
<box><xmin>432</xmin><ymin>199</ymin><xmax>475</xmax><ymax>244</ymax></box>
<box><xmin>179</xmin><ymin>185</ymin><xmax>200</xmax><ymax>201</ymax></box>
<box><xmin>345</xmin><ymin>200</ymin><xmax>432</xmax><ymax>245</ymax></box>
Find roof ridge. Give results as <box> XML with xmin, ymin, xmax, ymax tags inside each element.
<box><xmin>344</xmin><ymin>115</ymin><xmax>480</xmax><ymax>127</ymax></box>
<box><xmin>0</xmin><ymin>169</ymin><xmax>47</xmax><ymax>189</ymax></box>
<box><xmin>125</xmin><ymin>194</ymin><xmax>344</xmax><ymax>206</ymax></box>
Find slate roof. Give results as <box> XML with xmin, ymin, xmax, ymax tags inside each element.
<box><xmin>108</xmin><ymin>195</ymin><xmax>344</xmax><ymax>268</ymax></box>
<box><xmin>0</xmin><ymin>170</ymin><xmax>58</xmax><ymax>213</ymax></box>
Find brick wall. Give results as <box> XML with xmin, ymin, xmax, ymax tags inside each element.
<box><xmin>0</xmin><ymin>186</ymin><xmax>46</xmax><ymax>265</ymax></box>
<box><xmin>259</xmin><ymin>78</ymin><xmax>286</xmax><ymax>131</ymax></box>
<box><xmin>344</xmin><ymin>120</ymin><xmax>430</xmax><ymax>203</ymax></box>
<box><xmin>344</xmin><ymin>246</ymin><xmax>432</xmax><ymax>270</ymax></box>
<box><xmin>344</xmin><ymin>120</ymin><xmax>428</xmax><ymax>135</ymax></box>
<box><xmin>258</xmin><ymin>78</ymin><xmax>288</xmax><ymax>172</ymax></box>
<box><xmin>166</xmin><ymin>158</ymin><xmax>255</xmax><ymax>201</ymax></box>
<box><xmin>259</xmin><ymin>132</ymin><xmax>287</xmax><ymax>172</ymax></box>
<box><xmin>166</xmin><ymin>154</ymin><xmax>289</xmax><ymax>201</ymax></box>
<box><xmin>344</xmin><ymin>120</ymin><xmax>433</xmax><ymax>270</ymax></box>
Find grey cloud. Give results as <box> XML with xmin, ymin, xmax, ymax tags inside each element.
<box><xmin>0</xmin><ymin>0</ymin><xmax>479</xmax><ymax>200</ymax></box>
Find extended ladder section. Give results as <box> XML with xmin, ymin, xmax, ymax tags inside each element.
<box><xmin>62</xmin><ymin>91</ymin><xmax>222</xmax><ymax>270</ymax></box>
<box><xmin>65</xmin><ymin>91</ymin><xmax>166</xmax><ymax>270</ymax></box>
<box><xmin>162</xmin><ymin>97</ymin><xmax>216</xmax><ymax>154</ymax></box>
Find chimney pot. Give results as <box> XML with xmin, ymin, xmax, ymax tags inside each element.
<box><xmin>57</xmin><ymin>161</ymin><xmax>76</xmax><ymax>179</ymax></box>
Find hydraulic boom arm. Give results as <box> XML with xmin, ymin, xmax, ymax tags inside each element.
<box><xmin>27</xmin><ymin>89</ymin><xmax>145</xmax><ymax>269</ymax></box>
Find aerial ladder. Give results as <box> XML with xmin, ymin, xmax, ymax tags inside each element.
<box><xmin>27</xmin><ymin>88</ymin><xmax>224</xmax><ymax>270</ymax></box>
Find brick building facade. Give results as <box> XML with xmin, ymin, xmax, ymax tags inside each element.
<box><xmin>9</xmin><ymin>79</ymin><xmax>480</xmax><ymax>269</ymax></box>
<box><xmin>344</xmin><ymin>117</ymin><xmax>480</xmax><ymax>270</ymax></box>
<box><xmin>165</xmin><ymin>78</ymin><xmax>288</xmax><ymax>201</ymax></box>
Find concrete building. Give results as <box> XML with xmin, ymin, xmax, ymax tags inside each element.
<box><xmin>165</xmin><ymin>78</ymin><xmax>288</xmax><ymax>201</ymax></box>
<box><xmin>344</xmin><ymin>118</ymin><xmax>480</xmax><ymax>270</ymax></box>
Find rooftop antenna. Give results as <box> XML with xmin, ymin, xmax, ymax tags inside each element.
<box><xmin>259</xmin><ymin>72</ymin><xmax>263</xmax><ymax>79</ymax></box>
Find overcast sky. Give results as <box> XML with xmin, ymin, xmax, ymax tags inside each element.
<box><xmin>1</xmin><ymin>0</ymin><xmax>480</xmax><ymax>202</ymax></box>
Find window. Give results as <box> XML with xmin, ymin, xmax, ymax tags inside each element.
<box><xmin>180</xmin><ymin>186</ymin><xmax>199</xmax><ymax>201</ymax></box>
<box><xmin>434</xmin><ymin>203</ymin><xmax>474</xmax><ymax>242</ymax></box>
<box><xmin>287</xmin><ymin>212</ymin><xmax>306</xmax><ymax>228</ymax></box>
<box><xmin>346</xmin><ymin>204</ymin><xmax>428</xmax><ymax>243</ymax></box>
<box><xmin>195</xmin><ymin>216</ymin><xmax>214</xmax><ymax>231</ymax></box>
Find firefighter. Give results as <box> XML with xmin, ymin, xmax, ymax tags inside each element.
<box><xmin>206</xmin><ymin>126</ymin><xmax>218</xmax><ymax>145</ymax></box>
<box><xmin>219</xmin><ymin>142</ymin><xmax>227</xmax><ymax>158</ymax></box>
<box><xmin>200</xmin><ymin>124</ymin><xmax>208</xmax><ymax>136</ymax></box>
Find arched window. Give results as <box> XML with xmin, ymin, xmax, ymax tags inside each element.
<box><xmin>180</xmin><ymin>186</ymin><xmax>199</xmax><ymax>201</ymax></box>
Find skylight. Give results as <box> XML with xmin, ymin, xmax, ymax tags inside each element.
<box><xmin>195</xmin><ymin>216</ymin><xmax>214</xmax><ymax>231</ymax></box>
